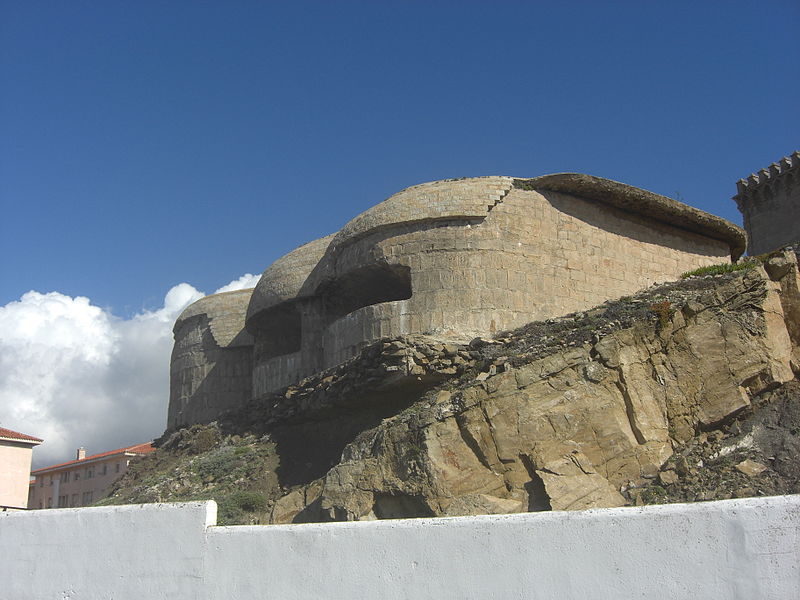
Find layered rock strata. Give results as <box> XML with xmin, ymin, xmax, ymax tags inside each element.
<box><xmin>267</xmin><ymin>255</ymin><xmax>797</xmax><ymax>522</ymax></box>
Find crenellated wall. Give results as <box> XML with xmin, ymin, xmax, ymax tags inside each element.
<box><xmin>168</xmin><ymin>174</ymin><xmax>746</xmax><ymax>428</ymax></box>
<box><xmin>734</xmin><ymin>151</ymin><xmax>800</xmax><ymax>255</ymax></box>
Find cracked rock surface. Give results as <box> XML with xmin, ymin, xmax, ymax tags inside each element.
<box><xmin>103</xmin><ymin>249</ymin><xmax>799</xmax><ymax>525</ymax></box>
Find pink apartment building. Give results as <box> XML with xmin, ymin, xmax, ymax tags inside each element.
<box><xmin>0</xmin><ymin>427</ymin><xmax>43</xmax><ymax>510</ymax></box>
<box><xmin>28</xmin><ymin>442</ymin><xmax>154</xmax><ymax>509</ymax></box>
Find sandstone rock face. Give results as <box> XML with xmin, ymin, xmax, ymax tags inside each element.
<box><xmin>268</xmin><ymin>256</ymin><xmax>797</xmax><ymax>523</ymax></box>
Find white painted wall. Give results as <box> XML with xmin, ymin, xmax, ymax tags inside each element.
<box><xmin>1</xmin><ymin>501</ymin><xmax>215</xmax><ymax>599</ymax></box>
<box><xmin>1</xmin><ymin>496</ymin><xmax>798</xmax><ymax>600</ymax></box>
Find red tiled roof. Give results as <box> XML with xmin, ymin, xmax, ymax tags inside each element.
<box><xmin>31</xmin><ymin>442</ymin><xmax>155</xmax><ymax>475</ymax></box>
<box><xmin>0</xmin><ymin>427</ymin><xmax>43</xmax><ymax>444</ymax></box>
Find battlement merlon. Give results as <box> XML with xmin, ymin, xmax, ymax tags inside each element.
<box><xmin>734</xmin><ymin>151</ymin><xmax>800</xmax><ymax>201</ymax></box>
<box><xmin>733</xmin><ymin>151</ymin><xmax>800</xmax><ymax>256</ymax></box>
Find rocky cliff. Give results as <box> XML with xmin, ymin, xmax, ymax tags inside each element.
<box><xmin>102</xmin><ymin>248</ymin><xmax>800</xmax><ymax>525</ymax></box>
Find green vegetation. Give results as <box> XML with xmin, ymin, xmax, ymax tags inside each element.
<box><xmin>680</xmin><ymin>255</ymin><xmax>768</xmax><ymax>279</ymax></box>
<box><xmin>649</xmin><ymin>300</ymin><xmax>672</xmax><ymax>330</ymax></box>
<box><xmin>98</xmin><ymin>425</ymin><xmax>280</xmax><ymax>525</ymax></box>
<box><xmin>195</xmin><ymin>447</ymin><xmax>243</xmax><ymax>481</ymax></box>
<box><xmin>638</xmin><ymin>484</ymin><xmax>668</xmax><ymax>504</ymax></box>
<box><xmin>217</xmin><ymin>491</ymin><xmax>268</xmax><ymax>525</ymax></box>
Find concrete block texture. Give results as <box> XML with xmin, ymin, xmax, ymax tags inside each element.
<box><xmin>1</xmin><ymin>496</ymin><xmax>798</xmax><ymax>599</ymax></box>
<box><xmin>168</xmin><ymin>174</ymin><xmax>745</xmax><ymax>428</ymax></box>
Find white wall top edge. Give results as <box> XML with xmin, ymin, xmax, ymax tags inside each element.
<box><xmin>3</xmin><ymin>495</ymin><xmax>796</xmax><ymax>531</ymax></box>
<box><xmin>210</xmin><ymin>494</ymin><xmax>799</xmax><ymax>532</ymax></box>
<box><xmin>0</xmin><ymin>499</ymin><xmax>218</xmax><ymax>526</ymax></box>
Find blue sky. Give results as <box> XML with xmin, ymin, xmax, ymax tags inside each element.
<box><xmin>1</xmin><ymin>1</ymin><xmax>797</xmax><ymax>466</ymax></box>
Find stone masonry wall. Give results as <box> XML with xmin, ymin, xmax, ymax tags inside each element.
<box><xmin>734</xmin><ymin>151</ymin><xmax>800</xmax><ymax>255</ymax></box>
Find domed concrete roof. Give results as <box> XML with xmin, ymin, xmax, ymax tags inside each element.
<box><xmin>174</xmin><ymin>288</ymin><xmax>255</xmax><ymax>347</ymax></box>
<box><xmin>519</xmin><ymin>173</ymin><xmax>747</xmax><ymax>260</ymax></box>
<box><xmin>332</xmin><ymin>177</ymin><xmax>515</xmax><ymax>249</ymax></box>
<box><xmin>246</xmin><ymin>234</ymin><xmax>335</xmax><ymax>324</ymax></box>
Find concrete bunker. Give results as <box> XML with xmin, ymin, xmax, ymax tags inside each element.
<box><xmin>168</xmin><ymin>174</ymin><xmax>746</xmax><ymax>429</ymax></box>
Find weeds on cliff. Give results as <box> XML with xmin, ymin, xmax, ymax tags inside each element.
<box><xmin>638</xmin><ymin>485</ymin><xmax>668</xmax><ymax>504</ymax></box>
<box><xmin>680</xmin><ymin>260</ymin><xmax>758</xmax><ymax>279</ymax></box>
<box><xmin>649</xmin><ymin>300</ymin><xmax>672</xmax><ymax>331</ymax></box>
<box><xmin>216</xmin><ymin>491</ymin><xmax>268</xmax><ymax>525</ymax></box>
<box><xmin>194</xmin><ymin>447</ymin><xmax>240</xmax><ymax>481</ymax></box>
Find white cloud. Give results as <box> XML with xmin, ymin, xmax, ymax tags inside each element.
<box><xmin>0</xmin><ymin>274</ymin><xmax>257</xmax><ymax>469</ymax></box>
<box><xmin>213</xmin><ymin>273</ymin><xmax>260</xmax><ymax>294</ymax></box>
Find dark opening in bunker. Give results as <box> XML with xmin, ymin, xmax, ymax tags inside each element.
<box><xmin>250</xmin><ymin>302</ymin><xmax>302</xmax><ymax>360</ymax></box>
<box><xmin>321</xmin><ymin>264</ymin><xmax>412</xmax><ymax>321</ymax></box>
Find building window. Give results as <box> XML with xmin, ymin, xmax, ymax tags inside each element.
<box><xmin>115</xmin><ymin>462</ymin><xmax>121</xmax><ymax>473</ymax></box>
<box><xmin>39</xmin><ymin>478</ymin><xmax>43</xmax><ymax>487</ymax></box>
<box><xmin>86</xmin><ymin>467</ymin><xmax>93</xmax><ymax>479</ymax></box>
<box><xmin>74</xmin><ymin>471</ymin><xmax>80</xmax><ymax>480</ymax></box>
<box><xmin>46</xmin><ymin>497</ymin><xmax>52</xmax><ymax>508</ymax></box>
<box><xmin>81</xmin><ymin>491</ymin><xmax>93</xmax><ymax>505</ymax></box>
<box><xmin>100</xmin><ymin>464</ymin><xmax>107</xmax><ymax>476</ymax></box>
<box><xmin>71</xmin><ymin>494</ymin><xmax>78</xmax><ymax>507</ymax></box>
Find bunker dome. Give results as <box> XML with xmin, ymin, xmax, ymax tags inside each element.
<box><xmin>168</xmin><ymin>289</ymin><xmax>254</xmax><ymax>428</ymax></box>
<box><xmin>168</xmin><ymin>174</ymin><xmax>745</xmax><ymax>429</ymax></box>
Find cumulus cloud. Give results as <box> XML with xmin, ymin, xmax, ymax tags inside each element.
<box><xmin>213</xmin><ymin>273</ymin><xmax>260</xmax><ymax>294</ymax></box>
<box><xmin>0</xmin><ymin>274</ymin><xmax>257</xmax><ymax>469</ymax></box>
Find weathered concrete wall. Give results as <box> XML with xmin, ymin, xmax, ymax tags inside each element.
<box><xmin>247</xmin><ymin>235</ymin><xmax>335</xmax><ymax>400</ymax></box>
<box><xmin>734</xmin><ymin>151</ymin><xmax>800</xmax><ymax>255</ymax></box>
<box><xmin>168</xmin><ymin>289</ymin><xmax>254</xmax><ymax>429</ymax></box>
<box><xmin>1</xmin><ymin>497</ymin><xmax>798</xmax><ymax>599</ymax></box>
<box><xmin>243</xmin><ymin>175</ymin><xmax>741</xmax><ymax>399</ymax></box>
<box><xmin>170</xmin><ymin>174</ymin><xmax>745</xmax><ymax>424</ymax></box>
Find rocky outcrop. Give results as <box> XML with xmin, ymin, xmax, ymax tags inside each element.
<box><xmin>270</xmin><ymin>253</ymin><xmax>797</xmax><ymax>523</ymax></box>
<box><xmin>105</xmin><ymin>251</ymin><xmax>799</xmax><ymax>525</ymax></box>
